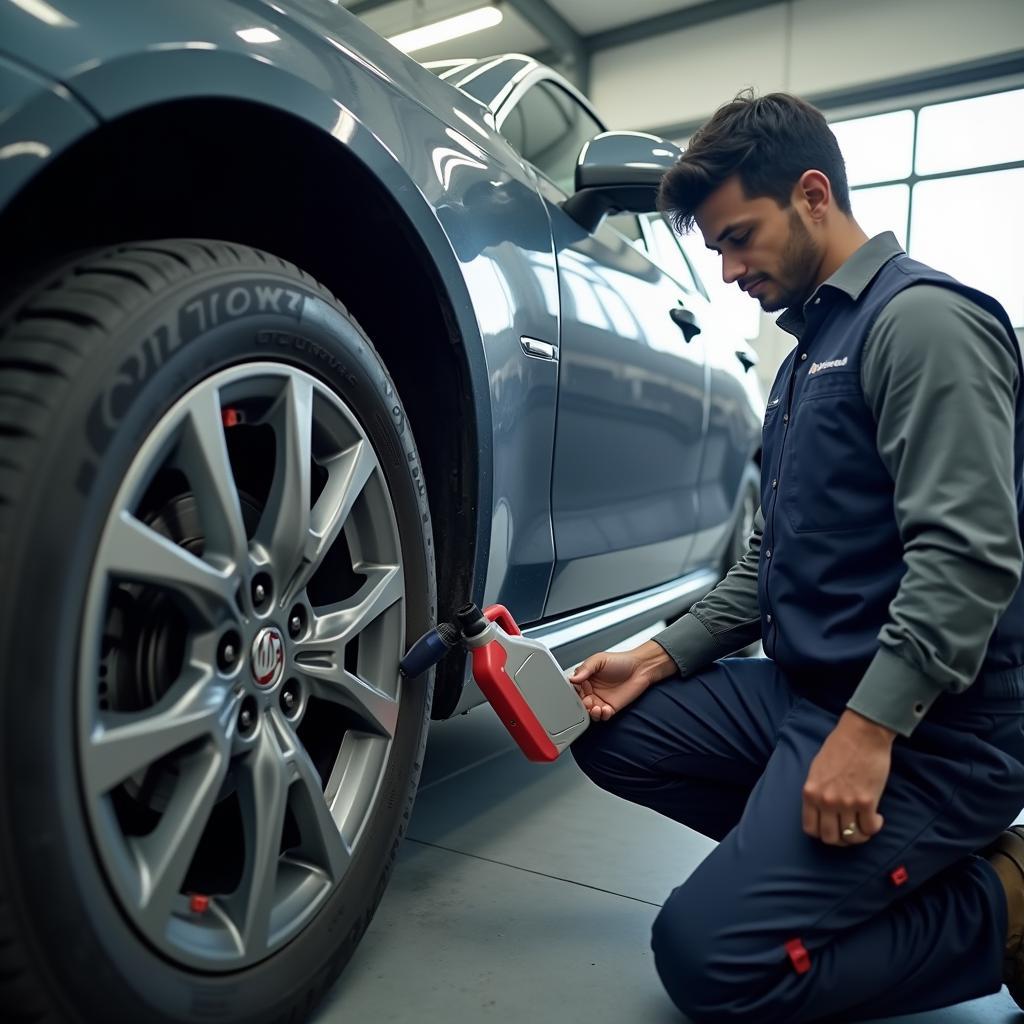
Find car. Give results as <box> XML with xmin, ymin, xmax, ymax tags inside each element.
<box><xmin>0</xmin><ymin>3</ymin><xmax>763</xmax><ymax>1022</ymax></box>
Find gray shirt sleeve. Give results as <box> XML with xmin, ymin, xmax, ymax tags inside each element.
<box><xmin>652</xmin><ymin>508</ymin><xmax>763</xmax><ymax>675</ymax></box>
<box><xmin>846</xmin><ymin>284</ymin><xmax>1023</xmax><ymax>736</ymax></box>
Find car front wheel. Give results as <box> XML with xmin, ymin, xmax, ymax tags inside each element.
<box><xmin>0</xmin><ymin>241</ymin><xmax>435</xmax><ymax>1023</ymax></box>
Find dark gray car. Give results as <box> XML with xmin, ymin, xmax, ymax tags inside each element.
<box><xmin>0</xmin><ymin>3</ymin><xmax>762</xmax><ymax>1021</ymax></box>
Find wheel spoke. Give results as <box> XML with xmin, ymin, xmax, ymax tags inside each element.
<box><xmin>255</xmin><ymin>377</ymin><xmax>313</xmax><ymax>591</ymax></box>
<box><xmin>308</xmin><ymin>564</ymin><xmax>404</xmax><ymax>648</ymax></box>
<box><xmin>293</xmin><ymin>563</ymin><xmax>403</xmax><ymax>736</ymax></box>
<box><xmin>232</xmin><ymin>716</ymin><xmax>292</xmax><ymax>958</ymax></box>
<box><xmin>287</xmin><ymin>439</ymin><xmax>377</xmax><ymax>600</ymax></box>
<box><xmin>131</xmin><ymin>741</ymin><xmax>229</xmax><ymax>932</ymax></box>
<box><xmin>102</xmin><ymin>510</ymin><xmax>237</xmax><ymax>626</ymax></box>
<box><xmin>288</xmin><ymin>735</ymin><xmax>351</xmax><ymax>882</ymax></box>
<box><xmin>297</xmin><ymin>664</ymin><xmax>399</xmax><ymax>738</ymax></box>
<box><xmin>175</xmin><ymin>387</ymin><xmax>248</xmax><ymax>569</ymax></box>
<box><xmin>86</xmin><ymin>670</ymin><xmax>228</xmax><ymax>795</ymax></box>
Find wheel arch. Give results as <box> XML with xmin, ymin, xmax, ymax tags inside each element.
<box><xmin>0</xmin><ymin>91</ymin><xmax>486</xmax><ymax>718</ymax></box>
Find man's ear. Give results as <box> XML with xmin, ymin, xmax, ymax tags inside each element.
<box><xmin>793</xmin><ymin>170</ymin><xmax>832</xmax><ymax>221</ymax></box>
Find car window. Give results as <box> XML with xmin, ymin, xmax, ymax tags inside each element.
<box><xmin>501</xmin><ymin>80</ymin><xmax>603</xmax><ymax>195</ymax></box>
<box><xmin>642</xmin><ymin>213</ymin><xmax>701</xmax><ymax>294</ymax></box>
<box><xmin>606</xmin><ymin>213</ymin><xmax>644</xmax><ymax>247</ymax></box>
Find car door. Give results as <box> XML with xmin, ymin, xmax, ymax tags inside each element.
<box><xmin>498</xmin><ymin>78</ymin><xmax>710</xmax><ymax>617</ymax></box>
<box><xmin>638</xmin><ymin>213</ymin><xmax>764</xmax><ymax>569</ymax></box>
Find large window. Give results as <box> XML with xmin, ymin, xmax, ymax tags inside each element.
<box><xmin>830</xmin><ymin>88</ymin><xmax>1024</xmax><ymax>327</ymax></box>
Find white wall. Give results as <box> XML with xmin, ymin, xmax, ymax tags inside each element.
<box><xmin>591</xmin><ymin>4</ymin><xmax>789</xmax><ymax>131</ymax></box>
<box><xmin>591</xmin><ymin>0</ymin><xmax>1024</xmax><ymax>132</ymax></box>
<box><xmin>788</xmin><ymin>0</ymin><xmax>1024</xmax><ymax>97</ymax></box>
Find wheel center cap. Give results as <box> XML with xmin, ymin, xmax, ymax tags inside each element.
<box><xmin>251</xmin><ymin>627</ymin><xmax>285</xmax><ymax>687</ymax></box>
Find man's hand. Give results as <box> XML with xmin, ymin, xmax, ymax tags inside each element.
<box><xmin>570</xmin><ymin>640</ymin><xmax>677</xmax><ymax>721</ymax></box>
<box><xmin>802</xmin><ymin>709</ymin><xmax>896</xmax><ymax>846</ymax></box>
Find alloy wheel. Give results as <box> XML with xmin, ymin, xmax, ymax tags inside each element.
<box><xmin>77</xmin><ymin>363</ymin><xmax>406</xmax><ymax>970</ymax></box>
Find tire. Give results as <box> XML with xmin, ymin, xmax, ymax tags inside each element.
<box><xmin>724</xmin><ymin>461</ymin><xmax>761</xmax><ymax>658</ymax></box>
<box><xmin>724</xmin><ymin>461</ymin><xmax>760</xmax><ymax>574</ymax></box>
<box><xmin>0</xmin><ymin>241</ymin><xmax>436</xmax><ymax>1023</ymax></box>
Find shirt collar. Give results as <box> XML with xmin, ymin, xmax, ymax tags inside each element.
<box><xmin>776</xmin><ymin>231</ymin><xmax>904</xmax><ymax>339</ymax></box>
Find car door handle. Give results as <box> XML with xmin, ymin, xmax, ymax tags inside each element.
<box><xmin>736</xmin><ymin>349</ymin><xmax>758</xmax><ymax>372</ymax></box>
<box><xmin>670</xmin><ymin>306</ymin><xmax>701</xmax><ymax>342</ymax></box>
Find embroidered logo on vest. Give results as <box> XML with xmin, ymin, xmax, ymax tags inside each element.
<box><xmin>809</xmin><ymin>356</ymin><xmax>849</xmax><ymax>375</ymax></box>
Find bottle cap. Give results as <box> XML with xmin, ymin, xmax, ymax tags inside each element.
<box><xmin>457</xmin><ymin>603</ymin><xmax>488</xmax><ymax>638</ymax></box>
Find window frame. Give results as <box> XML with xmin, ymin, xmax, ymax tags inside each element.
<box><xmin>638</xmin><ymin>213</ymin><xmax>708</xmax><ymax>299</ymax></box>
<box><xmin>493</xmin><ymin>68</ymin><xmax>606</xmax><ymax>197</ymax></box>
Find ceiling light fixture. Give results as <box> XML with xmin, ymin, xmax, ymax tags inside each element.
<box><xmin>388</xmin><ymin>6</ymin><xmax>503</xmax><ymax>55</ymax></box>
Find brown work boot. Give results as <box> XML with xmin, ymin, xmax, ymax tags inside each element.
<box><xmin>984</xmin><ymin>825</ymin><xmax>1024</xmax><ymax>1008</ymax></box>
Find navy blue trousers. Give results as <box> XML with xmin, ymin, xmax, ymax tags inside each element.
<box><xmin>570</xmin><ymin>657</ymin><xmax>1024</xmax><ymax>1023</ymax></box>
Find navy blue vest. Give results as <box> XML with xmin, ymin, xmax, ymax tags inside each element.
<box><xmin>759</xmin><ymin>252</ymin><xmax>1024</xmax><ymax>688</ymax></box>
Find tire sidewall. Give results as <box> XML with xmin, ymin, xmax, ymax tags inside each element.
<box><xmin>725</xmin><ymin>461</ymin><xmax>760</xmax><ymax>572</ymax></box>
<box><xmin>1</xmin><ymin>258</ymin><xmax>435</xmax><ymax>1023</ymax></box>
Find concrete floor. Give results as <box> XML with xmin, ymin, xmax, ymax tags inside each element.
<box><xmin>314</xmin><ymin>703</ymin><xmax>1022</xmax><ymax>1024</ymax></box>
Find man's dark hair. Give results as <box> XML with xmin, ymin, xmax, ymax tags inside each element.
<box><xmin>658</xmin><ymin>90</ymin><xmax>852</xmax><ymax>233</ymax></box>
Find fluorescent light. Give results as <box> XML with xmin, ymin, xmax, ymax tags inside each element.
<box><xmin>388</xmin><ymin>6</ymin><xmax>503</xmax><ymax>55</ymax></box>
<box><xmin>236</xmin><ymin>27</ymin><xmax>280</xmax><ymax>44</ymax></box>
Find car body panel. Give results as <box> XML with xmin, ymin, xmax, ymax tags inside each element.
<box><xmin>689</xmin><ymin>309</ymin><xmax>765</xmax><ymax>564</ymax></box>
<box><xmin>0</xmin><ymin>51</ymin><xmax>55</xmax><ymax>115</ymax></box>
<box><xmin>0</xmin><ymin>0</ymin><xmax>570</xmax><ymax>623</ymax></box>
<box><xmin>0</xmin><ymin>55</ymin><xmax>98</xmax><ymax>209</ymax></box>
<box><xmin>541</xmin><ymin>184</ymin><xmax>710</xmax><ymax>616</ymax></box>
<box><xmin>0</xmin><ymin>1</ymin><xmax>762</xmax><ymax>716</ymax></box>
<box><xmin>442</xmin><ymin>58</ymin><xmax>724</xmax><ymax>615</ymax></box>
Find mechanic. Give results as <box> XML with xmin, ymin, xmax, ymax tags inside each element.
<box><xmin>568</xmin><ymin>90</ymin><xmax>1024</xmax><ymax>1023</ymax></box>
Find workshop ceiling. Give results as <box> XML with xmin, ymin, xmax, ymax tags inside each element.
<box><xmin>555</xmin><ymin>0</ymin><xmax>712</xmax><ymax>35</ymax></box>
<box><xmin>340</xmin><ymin>0</ymin><xmax>768</xmax><ymax>72</ymax></box>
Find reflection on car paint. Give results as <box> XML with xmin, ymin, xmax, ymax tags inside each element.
<box><xmin>0</xmin><ymin>0</ymin><xmax>761</xmax><ymax>647</ymax></box>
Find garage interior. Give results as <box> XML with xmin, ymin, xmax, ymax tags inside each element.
<box><xmin>318</xmin><ymin>681</ymin><xmax>1024</xmax><ymax>1024</ymax></box>
<box><xmin>3</xmin><ymin>0</ymin><xmax>1023</xmax><ymax>1020</ymax></box>
<box><xmin>347</xmin><ymin>0</ymin><xmax>1024</xmax><ymax>400</ymax></box>
<box><xmin>305</xmin><ymin>2</ymin><xmax>1024</xmax><ymax>1021</ymax></box>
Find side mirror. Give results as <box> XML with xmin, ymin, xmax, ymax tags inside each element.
<box><xmin>562</xmin><ymin>131</ymin><xmax>683</xmax><ymax>233</ymax></box>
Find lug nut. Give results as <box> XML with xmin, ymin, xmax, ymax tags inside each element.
<box><xmin>280</xmin><ymin>680</ymin><xmax>301</xmax><ymax>717</ymax></box>
<box><xmin>217</xmin><ymin>631</ymin><xmax>242</xmax><ymax>673</ymax></box>
<box><xmin>288</xmin><ymin>605</ymin><xmax>307</xmax><ymax>639</ymax></box>
<box><xmin>238</xmin><ymin>697</ymin><xmax>258</xmax><ymax>736</ymax></box>
<box><xmin>251</xmin><ymin>573</ymin><xmax>273</xmax><ymax>610</ymax></box>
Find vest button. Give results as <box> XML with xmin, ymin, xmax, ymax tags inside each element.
<box><xmin>783</xmin><ymin>413</ymin><xmax>789</xmax><ymax>423</ymax></box>
<box><xmin>800</xmin><ymin>353</ymin><xmax>808</xmax><ymax>361</ymax></box>
<box><xmin>766</xmin><ymin>613</ymin><xmax>773</xmax><ymax>623</ymax></box>
<box><xmin>772</xmin><ymin>479</ymin><xmax>778</xmax><ymax>488</ymax></box>
<box><xmin>766</xmin><ymin>549</ymin><xmax>772</xmax><ymax>558</ymax></box>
